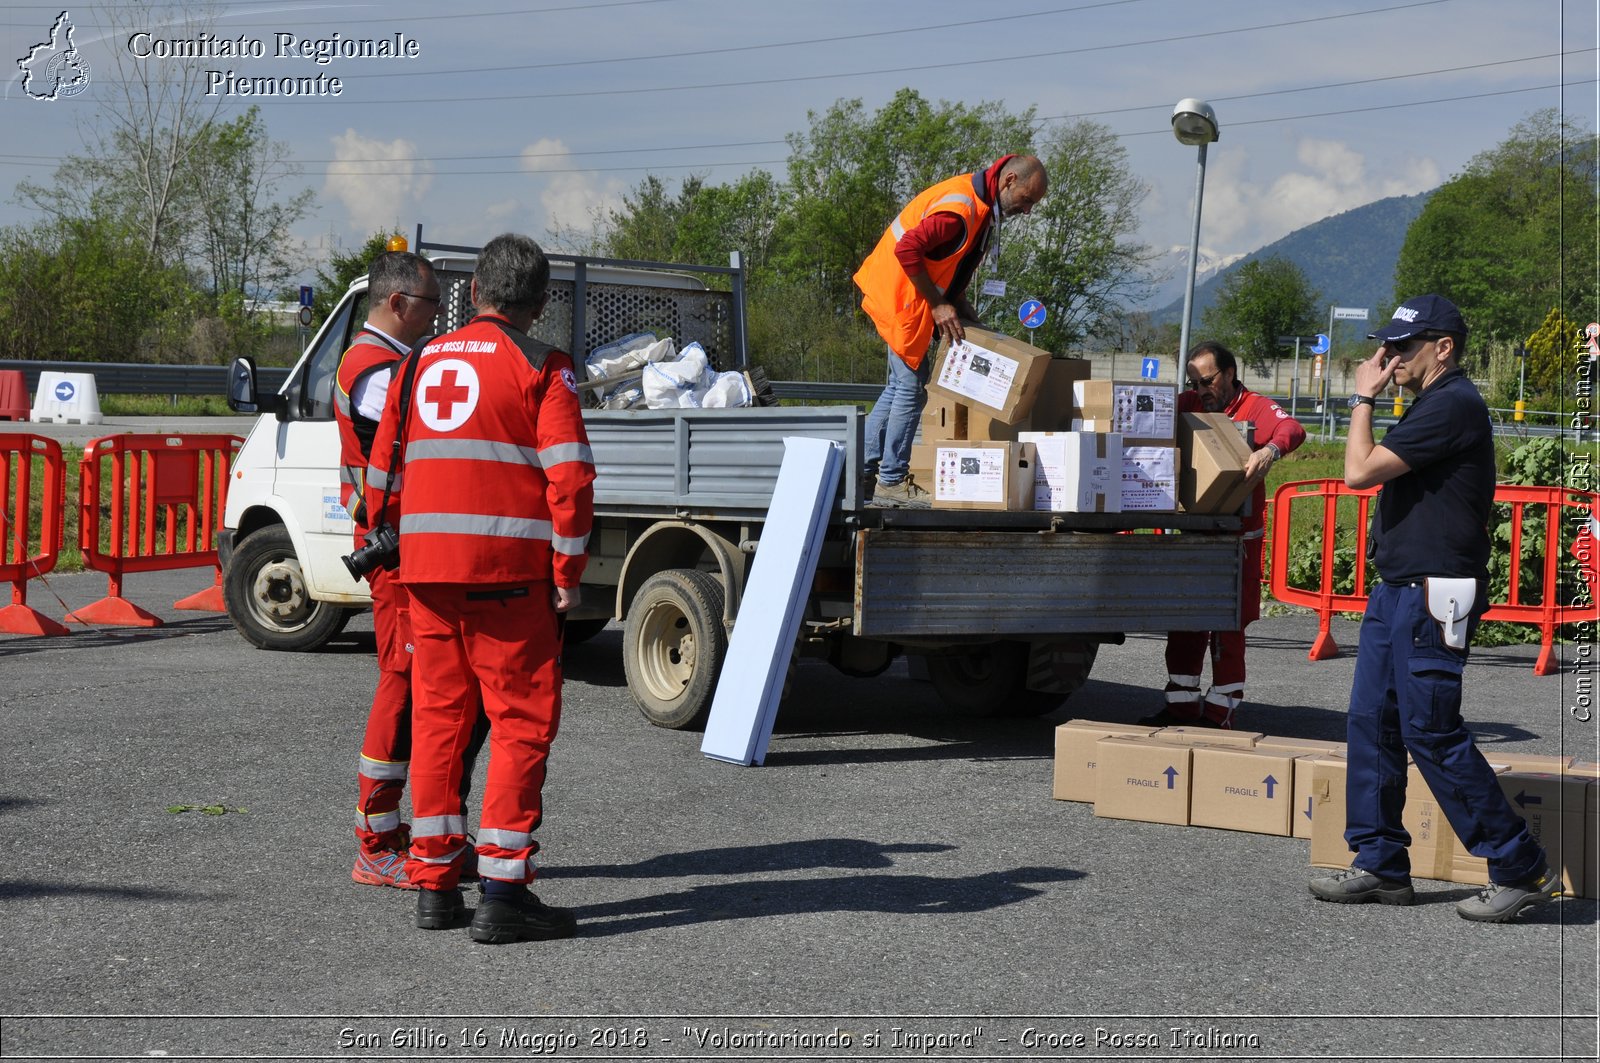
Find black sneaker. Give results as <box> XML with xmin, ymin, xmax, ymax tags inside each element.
<box><xmin>416</xmin><ymin>887</ymin><xmax>468</xmax><ymax>930</ymax></box>
<box><xmin>1455</xmin><ymin>860</ymin><xmax>1562</xmax><ymax>923</ymax></box>
<box><xmin>1308</xmin><ymin>868</ymin><xmax>1415</xmax><ymax>906</ymax></box>
<box><xmin>470</xmin><ymin>888</ymin><xmax>578</xmax><ymax>944</ymax></box>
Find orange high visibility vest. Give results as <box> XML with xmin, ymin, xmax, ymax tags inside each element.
<box><xmin>852</xmin><ymin>172</ymin><xmax>991</xmax><ymax>368</ymax></box>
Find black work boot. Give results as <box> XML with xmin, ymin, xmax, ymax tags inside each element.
<box><xmin>469</xmin><ymin>887</ymin><xmax>577</xmax><ymax>944</ymax></box>
<box><xmin>416</xmin><ymin>887</ymin><xmax>468</xmax><ymax>930</ymax></box>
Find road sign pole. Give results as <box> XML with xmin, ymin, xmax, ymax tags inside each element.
<box><xmin>1290</xmin><ymin>337</ymin><xmax>1301</xmax><ymax>419</ymax></box>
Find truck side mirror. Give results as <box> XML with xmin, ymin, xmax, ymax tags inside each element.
<box><xmin>226</xmin><ymin>355</ymin><xmax>286</xmax><ymax>418</ymax></box>
<box><xmin>226</xmin><ymin>356</ymin><xmax>259</xmax><ymax>413</ymax></box>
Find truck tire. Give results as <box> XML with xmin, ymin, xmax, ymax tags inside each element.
<box><xmin>623</xmin><ymin>568</ymin><xmax>727</xmax><ymax>730</ymax></box>
<box><xmin>223</xmin><ymin>525</ymin><xmax>353</xmax><ymax>651</ymax></box>
<box><xmin>926</xmin><ymin>639</ymin><xmax>1098</xmax><ymax>717</ymax></box>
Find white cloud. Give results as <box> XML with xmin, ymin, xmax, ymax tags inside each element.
<box><xmin>1202</xmin><ymin>138</ymin><xmax>1441</xmax><ymax>256</ymax></box>
<box><xmin>520</xmin><ymin>138</ymin><xmax>628</xmax><ymax>238</ymax></box>
<box><xmin>324</xmin><ymin>130</ymin><xmax>434</xmax><ymax>236</ymax></box>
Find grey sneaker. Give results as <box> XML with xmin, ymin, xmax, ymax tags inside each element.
<box><xmin>870</xmin><ymin>474</ymin><xmax>931</xmax><ymax>509</ymax></box>
<box><xmin>1308</xmin><ymin>868</ymin><xmax>1415</xmax><ymax>906</ymax></box>
<box><xmin>1455</xmin><ymin>861</ymin><xmax>1561</xmax><ymax>923</ymax></box>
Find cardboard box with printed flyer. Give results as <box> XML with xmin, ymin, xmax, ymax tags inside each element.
<box><xmin>1018</xmin><ymin>431</ymin><xmax>1121</xmax><ymax>513</ymax></box>
<box><xmin>1071</xmin><ymin>380</ymin><xmax>1177</xmax><ymax>446</ymax></box>
<box><xmin>926</xmin><ymin>327</ymin><xmax>1053</xmax><ymax>424</ymax></box>
<box><xmin>928</xmin><ymin>441</ymin><xmax>1036</xmax><ymax>512</ymax></box>
<box><xmin>1121</xmin><ymin>446</ymin><xmax>1178</xmax><ymax>512</ymax></box>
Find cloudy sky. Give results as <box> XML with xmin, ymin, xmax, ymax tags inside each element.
<box><xmin>2</xmin><ymin>0</ymin><xmax>1596</xmax><ymax>299</ymax></box>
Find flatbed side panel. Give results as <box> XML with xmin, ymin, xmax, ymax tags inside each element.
<box><xmin>586</xmin><ymin>406</ymin><xmax>862</xmax><ymax>514</ymax></box>
<box><xmin>853</xmin><ymin>530</ymin><xmax>1242</xmax><ymax>637</ymax></box>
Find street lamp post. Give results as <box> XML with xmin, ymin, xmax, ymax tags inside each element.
<box><xmin>1172</xmin><ymin>98</ymin><xmax>1219</xmax><ymax>375</ymax></box>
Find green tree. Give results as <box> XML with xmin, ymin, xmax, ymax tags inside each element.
<box><xmin>311</xmin><ymin>231</ymin><xmax>402</xmax><ymax>326</ymax></box>
<box><xmin>1393</xmin><ymin>108</ymin><xmax>1598</xmax><ymax>347</ymax></box>
<box><xmin>990</xmin><ymin>119</ymin><xmax>1156</xmax><ymax>351</ymax></box>
<box><xmin>1199</xmin><ymin>256</ymin><xmax>1322</xmax><ymax>373</ymax></box>
<box><xmin>1522</xmin><ymin>307</ymin><xmax>1580</xmax><ymax>402</ymax></box>
<box><xmin>600</xmin><ymin>170</ymin><xmax>784</xmax><ymax>281</ymax></box>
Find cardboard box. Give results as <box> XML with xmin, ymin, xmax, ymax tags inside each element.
<box><xmin>1253</xmin><ymin>737</ymin><xmax>1347</xmax><ymax>757</ymax></box>
<box><xmin>1155</xmin><ymin>726</ymin><xmax>1263</xmax><ymax>748</ymax></box>
<box><xmin>1499</xmin><ymin>771</ymin><xmax>1588</xmax><ymax>897</ymax></box>
<box><xmin>1178</xmin><ymin>412</ymin><xmax>1254</xmax><ymax>515</ymax></box>
<box><xmin>1482</xmin><ymin>752</ymin><xmax>1575</xmax><ymax>774</ymax></box>
<box><xmin>1071</xmin><ymin>380</ymin><xmax>1177</xmax><ymax>445</ymax></box>
<box><xmin>1189</xmin><ymin>745</ymin><xmax>1296</xmax><ymax>835</ymax></box>
<box><xmin>908</xmin><ymin>442</ymin><xmax>937</xmax><ymax>487</ymax></box>
<box><xmin>1290</xmin><ymin>755</ymin><xmax>1323</xmax><ymax>839</ymax></box>
<box><xmin>926</xmin><ymin>327</ymin><xmax>1053</xmax><ymax>424</ymax></box>
<box><xmin>919</xmin><ymin>394</ymin><xmax>967</xmax><ymax>443</ymax></box>
<box><xmin>1308</xmin><ymin>755</ymin><xmax>1356</xmax><ymax>869</ymax></box>
<box><xmin>1402</xmin><ymin>764</ymin><xmax>1469</xmax><ymax>883</ymax></box>
<box><xmin>1121</xmin><ymin>446</ymin><xmax>1178</xmax><ymax>512</ymax></box>
<box><xmin>1019</xmin><ymin>431</ymin><xmax>1121</xmax><ymax>513</ymax></box>
<box><xmin>1052</xmin><ymin>720</ymin><xmax>1159</xmax><ymax>802</ymax></box>
<box><xmin>961</xmin><ymin>358</ymin><xmax>1094</xmax><ymax>441</ymax></box>
<box><xmin>1092</xmin><ymin>737</ymin><xmax>1192</xmax><ymax>826</ymax></box>
<box><xmin>929</xmin><ymin>441</ymin><xmax>1036</xmax><ymax>512</ymax></box>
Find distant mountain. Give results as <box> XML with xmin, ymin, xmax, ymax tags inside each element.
<box><xmin>1151</xmin><ymin>191</ymin><xmax>1433</xmax><ymax>329</ymax></box>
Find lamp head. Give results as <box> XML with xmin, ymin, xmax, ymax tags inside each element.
<box><xmin>1171</xmin><ymin>99</ymin><xmax>1219</xmax><ymax>146</ymax></box>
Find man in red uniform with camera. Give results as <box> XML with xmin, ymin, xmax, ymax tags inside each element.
<box><xmin>366</xmin><ymin>233</ymin><xmax>595</xmax><ymax>944</ymax></box>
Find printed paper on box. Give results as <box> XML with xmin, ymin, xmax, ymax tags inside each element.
<box><xmin>1121</xmin><ymin>446</ymin><xmax>1177</xmax><ymax>512</ymax></box>
<box><xmin>935</xmin><ymin>340</ymin><xmax>1022</xmax><ymax>412</ymax></box>
<box><xmin>934</xmin><ymin>445</ymin><xmax>1009</xmax><ymax>504</ymax></box>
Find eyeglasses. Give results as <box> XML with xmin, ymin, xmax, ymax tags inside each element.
<box><xmin>1187</xmin><ymin>371</ymin><xmax>1219</xmax><ymax>390</ymax></box>
<box><xmin>400</xmin><ymin>291</ymin><xmax>441</xmax><ymax>306</ymax></box>
<box><xmin>1384</xmin><ymin>334</ymin><xmax>1438</xmax><ymax>355</ymax></box>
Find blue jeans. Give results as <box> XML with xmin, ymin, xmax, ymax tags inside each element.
<box><xmin>864</xmin><ymin>346</ymin><xmax>930</xmax><ymax>485</ymax></box>
<box><xmin>1343</xmin><ymin>580</ymin><xmax>1543</xmax><ymax>884</ymax></box>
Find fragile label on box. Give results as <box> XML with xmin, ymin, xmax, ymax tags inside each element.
<box><xmin>935</xmin><ymin>340</ymin><xmax>1022</xmax><ymax>412</ymax></box>
<box><xmin>1121</xmin><ymin>446</ymin><xmax>1177</xmax><ymax>512</ymax></box>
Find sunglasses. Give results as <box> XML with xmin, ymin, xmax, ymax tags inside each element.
<box><xmin>1186</xmin><ymin>371</ymin><xmax>1220</xmax><ymax>390</ymax></box>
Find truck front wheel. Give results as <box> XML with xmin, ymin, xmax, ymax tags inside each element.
<box><xmin>623</xmin><ymin>568</ymin><xmax>727</xmax><ymax>730</ymax></box>
<box><xmin>223</xmin><ymin>525</ymin><xmax>353</xmax><ymax>651</ymax></box>
<box><xmin>926</xmin><ymin>639</ymin><xmax>1097</xmax><ymax>717</ymax></box>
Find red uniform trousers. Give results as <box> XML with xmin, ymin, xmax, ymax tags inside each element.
<box><xmin>403</xmin><ymin>581</ymin><xmax>563</xmax><ymax>891</ymax></box>
<box><xmin>1163</xmin><ymin>535</ymin><xmax>1264</xmax><ymax>727</ymax></box>
<box><xmin>355</xmin><ymin>565</ymin><xmax>414</xmax><ymax>852</ymax></box>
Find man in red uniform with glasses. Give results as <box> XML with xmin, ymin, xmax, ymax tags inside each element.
<box><xmin>366</xmin><ymin>233</ymin><xmax>595</xmax><ymax>943</ymax></box>
<box><xmin>1143</xmin><ymin>340</ymin><xmax>1305</xmax><ymax>729</ymax></box>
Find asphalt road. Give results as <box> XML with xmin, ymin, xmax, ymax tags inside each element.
<box><xmin>0</xmin><ymin>568</ymin><xmax>1595</xmax><ymax>1063</ymax></box>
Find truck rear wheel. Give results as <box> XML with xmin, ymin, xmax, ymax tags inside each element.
<box><xmin>926</xmin><ymin>639</ymin><xmax>1097</xmax><ymax>717</ymax></box>
<box><xmin>623</xmin><ymin>568</ymin><xmax>728</xmax><ymax>730</ymax></box>
<box><xmin>223</xmin><ymin>525</ymin><xmax>353</xmax><ymax>651</ymax></box>
<box><xmin>562</xmin><ymin>617</ymin><xmax>611</xmax><ymax>645</ymax></box>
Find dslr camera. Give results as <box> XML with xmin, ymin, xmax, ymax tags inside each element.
<box><xmin>341</xmin><ymin>522</ymin><xmax>400</xmax><ymax>580</ymax></box>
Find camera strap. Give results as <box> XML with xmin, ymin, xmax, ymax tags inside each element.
<box><xmin>373</xmin><ymin>341</ymin><xmax>426</xmax><ymax>529</ymax></box>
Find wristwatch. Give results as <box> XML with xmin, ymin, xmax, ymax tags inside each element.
<box><xmin>1347</xmin><ymin>394</ymin><xmax>1377</xmax><ymax>409</ymax></box>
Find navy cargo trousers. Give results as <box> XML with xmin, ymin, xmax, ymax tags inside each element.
<box><xmin>1343</xmin><ymin>580</ymin><xmax>1544</xmax><ymax>886</ymax></box>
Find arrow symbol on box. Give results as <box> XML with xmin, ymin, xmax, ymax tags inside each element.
<box><xmin>1515</xmin><ymin>790</ymin><xmax>1542</xmax><ymax>808</ymax></box>
<box><xmin>1303</xmin><ymin>797</ymin><xmax>1314</xmax><ymax>821</ymax></box>
<box><xmin>1263</xmin><ymin>775</ymin><xmax>1279</xmax><ymax>799</ymax></box>
<box><xmin>1162</xmin><ymin>766</ymin><xmax>1179</xmax><ymax>789</ymax></box>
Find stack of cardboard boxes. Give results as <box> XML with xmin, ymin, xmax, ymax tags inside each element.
<box><xmin>1052</xmin><ymin>718</ymin><xmax>1598</xmax><ymax>899</ymax></box>
<box><xmin>911</xmin><ymin>327</ymin><xmax>1250</xmax><ymax>516</ymax></box>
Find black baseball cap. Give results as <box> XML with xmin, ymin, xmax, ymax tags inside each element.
<box><xmin>1368</xmin><ymin>294</ymin><xmax>1467</xmax><ymax>342</ymax></box>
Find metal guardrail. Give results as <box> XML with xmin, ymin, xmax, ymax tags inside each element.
<box><xmin>0</xmin><ymin>361</ymin><xmax>293</xmax><ymax>398</ymax></box>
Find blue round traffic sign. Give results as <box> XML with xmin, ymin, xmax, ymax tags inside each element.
<box><xmin>54</xmin><ymin>380</ymin><xmax>75</xmax><ymax>401</ymax></box>
<box><xmin>1309</xmin><ymin>333</ymin><xmax>1330</xmax><ymax>355</ymax></box>
<box><xmin>1018</xmin><ymin>300</ymin><xmax>1047</xmax><ymax>329</ymax></box>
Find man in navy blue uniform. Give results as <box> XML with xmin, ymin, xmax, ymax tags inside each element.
<box><xmin>1308</xmin><ymin>295</ymin><xmax>1559</xmax><ymax>922</ymax></box>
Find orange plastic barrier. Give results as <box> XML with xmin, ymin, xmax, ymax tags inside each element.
<box><xmin>1269</xmin><ymin>478</ymin><xmax>1600</xmax><ymax>674</ymax></box>
<box><xmin>68</xmin><ymin>434</ymin><xmax>241</xmax><ymax>626</ymax></box>
<box><xmin>0</xmin><ymin>434</ymin><xmax>69</xmax><ymax>636</ymax></box>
